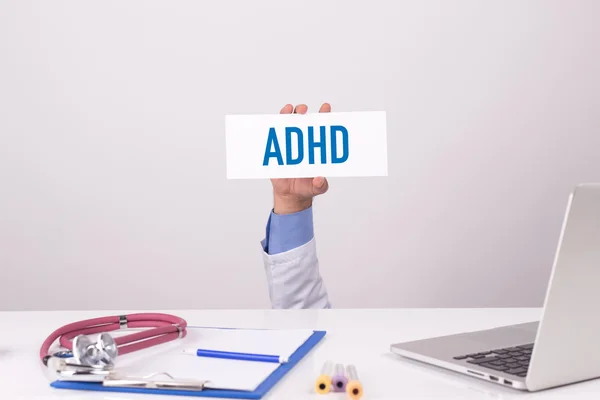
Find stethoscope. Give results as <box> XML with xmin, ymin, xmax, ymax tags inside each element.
<box><xmin>40</xmin><ymin>313</ymin><xmax>202</xmax><ymax>389</ymax></box>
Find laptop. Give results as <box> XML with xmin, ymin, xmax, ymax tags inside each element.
<box><xmin>390</xmin><ymin>183</ymin><xmax>600</xmax><ymax>392</ymax></box>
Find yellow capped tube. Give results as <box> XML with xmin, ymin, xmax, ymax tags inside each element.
<box><xmin>315</xmin><ymin>360</ymin><xmax>334</xmax><ymax>394</ymax></box>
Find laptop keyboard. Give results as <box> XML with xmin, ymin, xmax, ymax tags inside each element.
<box><xmin>453</xmin><ymin>343</ymin><xmax>533</xmax><ymax>377</ymax></box>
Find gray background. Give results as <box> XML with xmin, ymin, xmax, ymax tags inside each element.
<box><xmin>1</xmin><ymin>0</ymin><xmax>599</xmax><ymax>311</ymax></box>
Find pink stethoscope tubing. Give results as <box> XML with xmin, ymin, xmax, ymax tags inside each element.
<box><xmin>40</xmin><ymin>313</ymin><xmax>187</xmax><ymax>365</ymax></box>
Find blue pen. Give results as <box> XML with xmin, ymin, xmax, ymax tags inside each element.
<box><xmin>182</xmin><ymin>348</ymin><xmax>288</xmax><ymax>364</ymax></box>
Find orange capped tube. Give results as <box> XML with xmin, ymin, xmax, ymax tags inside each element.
<box><xmin>345</xmin><ymin>364</ymin><xmax>363</xmax><ymax>400</ymax></box>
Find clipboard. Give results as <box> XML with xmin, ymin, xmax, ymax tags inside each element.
<box><xmin>49</xmin><ymin>329</ymin><xmax>326</xmax><ymax>399</ymax></box>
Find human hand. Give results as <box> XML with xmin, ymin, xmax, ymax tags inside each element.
<box><xmin>270</xmin><ymin>103</ymin><xmax>331</xmax><ymax>214</ymax></box>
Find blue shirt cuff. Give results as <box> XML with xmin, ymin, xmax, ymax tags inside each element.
<box><xmin>261</xmin><ymin>206</ymin><xmax>314</xmax><ymax>255</ymax></box>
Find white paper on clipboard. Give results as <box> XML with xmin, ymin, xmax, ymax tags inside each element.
<box><xmin>108</xmin><ymin>327</ymin><xmax>315</xmax><ymax>392</ymax></box>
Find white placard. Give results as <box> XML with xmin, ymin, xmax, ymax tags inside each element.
<box><xmin>225</xmin><ymin>111</ymin><xmax>388</xmax><ymax>179</ymax></box>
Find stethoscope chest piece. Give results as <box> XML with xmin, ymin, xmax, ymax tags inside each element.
<box><xmin>72</xmin><ymin>332</ymin><xmax>118</xmax><ymax>367</ymax></box>
<box><xmin>47</xmin><ymin>333</ymin><xmax>119</xmax><ymax>383</ymax></box>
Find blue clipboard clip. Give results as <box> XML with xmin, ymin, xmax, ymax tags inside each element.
<box><xmin>50</xmin><ymin>357</ymin><xmax>210</xmax><ymax>392</ymax></box>
<box><xmin>103</xmin><ymin>372</ymin><xmax>210</xmax><ymax>391</ymax></box>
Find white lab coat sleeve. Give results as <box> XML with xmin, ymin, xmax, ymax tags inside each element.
<box><xmin>262</xmin><ymin>237</ymin><xmax>331</xmax><ymax>309</ymax></box>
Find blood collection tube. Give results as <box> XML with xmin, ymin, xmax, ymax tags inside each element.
<box><xmin>315</xmin><ymin>360</ymin><xmax>334</xmax><ymax>394</ymax></box>
<box><xmin>346</xmin><ymin>364</ymin><xmax>363</xmax><ymax>399</ymax></box>
<box><xmin>331</xmin><ymin>363</ymin><xmax>348</xmax><ymax>392</ymax></box>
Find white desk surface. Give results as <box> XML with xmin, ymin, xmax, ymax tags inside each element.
<box><xmin>1</xmin><ymin>308</ymin><xmax>599</xmax><ymax>399</ymax></box>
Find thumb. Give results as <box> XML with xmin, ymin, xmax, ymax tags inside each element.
<box><xmin>312</xmin><ymin>177</ymin><xmax>329</xmax><ymax>196</ymax></box>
